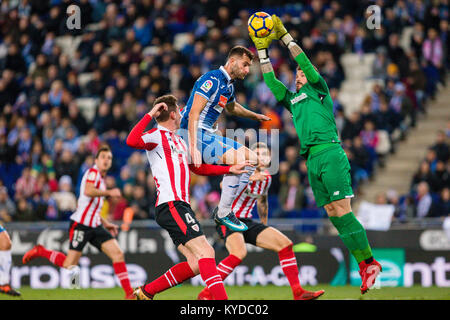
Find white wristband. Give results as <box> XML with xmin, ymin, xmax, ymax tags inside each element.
<box><xmin>257</xmin><ymin>49</ymin><xmax>268</xmax><ymax>60</ymax></box>
<box><xmin>281</xmin><ymin>33</ymin><xmax>294</xmax><ymax>46</ymax></box>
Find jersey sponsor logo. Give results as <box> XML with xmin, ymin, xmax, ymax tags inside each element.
<box><xmin>200</xmin><ymin>80</ymin><xmax>213</xmax><ymax>93</ymax></box>
<box><xmin>290</xmin><ymin>93</ymin><xmax>308</xmax><ymax>104</ymax></box>
<box><xmin>333</xmin><ymin>191</ymin><xmax>340</xmax><ymax>196</ymax></box>
<box><xmin>87</xmin><ymin>170</ymin><xmax>97</xmax><ymax>181</ymax></box>
<box><xmin>218</xmin><ymin>95</ymin><xmax>228</xmax><ymax>108</ymax></box>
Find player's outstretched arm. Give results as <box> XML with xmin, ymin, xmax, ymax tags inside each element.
<box><xmin>272</xmin><ymin>14</ymin><xmax>327</xmax><ymax>91</ymax></box>
<box><xmin>249</xmin><ymin>31</ymin><xmax>289</xmax><ymax>103</ymax></box>
<box><xmin>188</xmin><ymin>162</ymin><xmax>250</xmax><ymax>176</ymax></box>
<box><xmin>225</xmin><ymin>101</ymin><xmax>270</xmax><ymax>121</ymax></box>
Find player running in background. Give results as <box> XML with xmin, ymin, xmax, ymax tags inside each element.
<box><xmin>22</xmin><ymin>146</ymin><xmax>135</xmax><ymax>299</ymax></box>
<box><xmin>180</xmin><ymin>46</ymin><xmax>271</xmax><ymax>232</ymax></box>
<box><xmin>249</xmin><ymin>15</ymin><xmax>382</xmax><ymax>294</ymax></box>
<box><xmin>0</xmin><ymin>223</ymin><xmax>20</xmax><ymax>296</ymax></box>
<box><xmin>197</xmin><ymin>143</ymin><xmax>324</xmax><ymax>300</ymax></box>
<box><xmin>127</xmin><ymin>95</ymin><xmax>249</xmax><ymax>300</ymax></box>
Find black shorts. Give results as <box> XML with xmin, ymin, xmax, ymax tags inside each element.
<box><xmin>216</xmin><ymin>218</ymin><xmax>268</xmax><ymax>246</ymax></box>
<box><xmin>68</xmin><ymin>220</ymin><xmax>113</xmax><ymax>252</ymax></box>
<box><xmin>155</xmin><ymin>201</ymin><xmax>204</xmax><ymax>247</ymax></box>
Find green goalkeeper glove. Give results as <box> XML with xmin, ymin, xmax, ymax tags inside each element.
<box><xmin>249</xmin><ymin>32</ymin><xmax>277</xmax><ymax>60</ymax></box>
<box><xmin>271</xmin><ymin>14</ymin><xmax>294</xmax><ymax>46</ymax></box>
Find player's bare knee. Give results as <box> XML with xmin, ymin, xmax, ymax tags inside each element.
<box><xmin>196</xmin><ymin>244</ymin><xmax>215</xmax><ymax>260</ymax></box>
<box><xmin>279</xmin><ymin>238</ymin><xmax>293</xmax><ymax>251</ymax></box>
<box><xmin>186</xmin><ymin>256</ymin><xmax>200</xmax><ymax>275</ymax></box>
<box><xmin>324</xmin><ymin>203</ymin><xmax>337</xmax><ymax>216</ymax></box>
<box><xmin>331</xmin><ymin>199</ymin><xmax>352</xmax><ymax>216</ymax></box>
<box><xmin>110</xmin><ymin>249</ymin><xmax>125</xmax><ymax>262</ymax></box>
<box><xmin>230</xmin><ymin>247</ymin><xmax>247</xmax><ymax>261</ymax></box>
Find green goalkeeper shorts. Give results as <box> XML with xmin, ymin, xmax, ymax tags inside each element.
<box><xmin>306</xmin><ymin>143</ymin><xmax>354</xmax><ymax>207</ymax></box>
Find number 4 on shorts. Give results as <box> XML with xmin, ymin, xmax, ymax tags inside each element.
<box><xmin>185</xmin><ymin>213</ymin><xmax>195</xmax><ymax>224</ymax></box>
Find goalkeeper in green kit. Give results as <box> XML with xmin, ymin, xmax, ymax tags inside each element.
<box><xmin>249</xmin><ymin>15</ymin><xmax>382</xmax><ymax>294</ymax></box>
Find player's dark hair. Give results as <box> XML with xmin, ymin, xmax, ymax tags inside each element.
<box><xmin>228</xmin><ymin>46</ymin><xmax>254</xmax><ymax>61</ymax></box>
<box><xmin>153</xmin><ymin>94</ymin><xmax>178</xmax><ymax>122</ymax></box>
<box><xmin>95</xmin><ymin>145</ymin><xmax>112</xmax><ymax>159</ymax></box>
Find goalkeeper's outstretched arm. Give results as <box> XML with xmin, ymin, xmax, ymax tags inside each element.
<box><xmin>249</xmin><ymin>30</ymin><xmax>289</xmax><ymax>103</ymax></box>
<box><xmin>273</xmin><ymin>15</ymin><xmax>328</xmax><ymax>92</ymax></box>
<box><xmin>260</xmin><ymin>56</ymin><xmax>289</xmax><ymax>103</ymax></box>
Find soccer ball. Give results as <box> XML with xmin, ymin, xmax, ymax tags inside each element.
<box><xmin>248</xmin><ymin>12</ymin><xmax>274</xmax><ymax>38</ymax></box>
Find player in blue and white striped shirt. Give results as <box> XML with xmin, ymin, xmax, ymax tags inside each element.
<box><xmin>180</xmin><ymin>46</ymin><xmax>271</xmax><ymax>232</ymax></box>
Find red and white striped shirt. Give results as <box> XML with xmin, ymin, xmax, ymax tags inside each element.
<box><xmin>127</xmin><ymin>114</ymin><xmax>232</xmax><ymax>207</ymax></box>
<box><xmin>70</xmin><ymin>165</ymin><xmax>105</xmax><ymax>227</ymax></box>
<box><xmin>232</xmin><ymin>172</ymin><xmax>272</xmax><ymax>219</ymax></box>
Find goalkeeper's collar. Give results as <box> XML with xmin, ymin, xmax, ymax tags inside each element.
<box><xmin>219</xmin><ymin>65</ymin><xmax>234</xmax><ymax>84</ymax></box>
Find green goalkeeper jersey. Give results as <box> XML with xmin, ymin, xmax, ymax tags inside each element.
<box><xmin>263</xmin><ymin>52</ymin><xmax>340</xmax><ymax>157</ymax></box>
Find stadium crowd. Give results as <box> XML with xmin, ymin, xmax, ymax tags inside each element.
<box><xmin>0</xmin><ymin>0</ymin><xmax>448</xmax><ymax>225</ymax></box>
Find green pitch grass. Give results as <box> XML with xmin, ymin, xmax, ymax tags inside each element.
<box><xmin>1</xmin><ymin>285</ymin><xmax>449</xmax><ymax>300</ymax></box>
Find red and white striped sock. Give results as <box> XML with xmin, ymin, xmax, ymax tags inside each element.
<box><xmin>278</xmin><ymin>244</ymin><xmax>303</xmax><ymax>296</ymax></box>
<box><xmin>216</xmin><ymin>254</ymin><xmax>242</xmax><ymax>280</ymax></box>
<box><xmin>113</xmin><ymin>262</ymin><xmax>133</xmax><ymax>296</ymax></box>
<box><xmin>198</xmin><ymin>257</ymin><xmax>228</xmax><ymax>300</ymax></box>
<box><xmin>37</xmin><ymin>246</ymin><xmax>66</xmax><ymax>267</ymax></box>
<box><xmin>144</xmin><ymin>262</ymin><xmax>195</xmax><ymax>296</ymax></box>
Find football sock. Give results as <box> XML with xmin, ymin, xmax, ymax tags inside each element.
<box><xmin>278</xmin><ymin>244</ymin><xmax>303</xmax><ymax>296</ymax></box>
<box><xmin>198</xmin><ymin>257</ymin><xmax>228</xmax><ymax>300</ymax></box>
<box><xmin>37</xmin><ymin>246</ymin><xmax>66</xmax><ymax>267</ymax></box>
<box><xmin>0</xmin><ymin>250</ymin><xmax>12</xmax><ymax>285</ymax></box>
<box><xmin>234</xmin><ymin>166</ymin><xmax>257</xmax><ymax>202</ymax></box>
<box><xmin>113</xmin><ymin>262</ymin><xmax>133</xmax><ymax>296</ymax></box>
<box><xmin>217</xmin><ymin>174</ymin><xmax>241</xmax><ymax>218</ymax></box>
<box><xmin>216</xmin><ymin>254</ymin><xmax>242</xmax><ymax>280</ymax></box>
<box><xmin>330</xmin><ymin>212</ymin><xmax>373</xmax><ymax>264</ymax></box>
<box><xmin>144</xmin><ymin>262</ymin><xmax>195</xmax><ymax>296</ymax></box>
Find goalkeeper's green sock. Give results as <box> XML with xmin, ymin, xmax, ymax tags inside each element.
<box><xmin>329</xmin><ymin>212</ymin><xmax>373</xmax><ymax>264</ymax></box>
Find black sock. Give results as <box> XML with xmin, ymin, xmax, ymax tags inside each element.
<box><xmin>364</xmin><ymin>257</ymin><xmax>374</xmax><ymax>264</ymax></box>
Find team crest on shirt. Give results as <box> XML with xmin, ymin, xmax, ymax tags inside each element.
<box><xmin>191</xmin><ymin>224</ymin><xmax>199</xmax><ymax>232</ymax></box>
<box><xmin>200</xmin><ymin>80</ymin><xmax>213</xmax><ymax>93</ymax></box>
<box><xmin>87</xmin><ymin>170</ymin><xmax>97</xmax><ymax>181</ymax></box>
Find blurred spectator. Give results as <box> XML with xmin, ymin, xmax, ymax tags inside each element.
<box><xmin>415</xmin><ymin>181</ymin><xmax>433</xmax><ymax>218</ymax></box>
<box><xmin>0</xmin><ymin>186</ymin><xmax>15</xmax><ymax>222</ymax></box>
<box><xmin>431</xmin><ymin>130</ymin><xmax>449</xmax><ymax>163</ymax></box>
<box><xmin>278</xmin><ymin>171</ymin><xmax>304</xmax><ymax>216</ymax></box>
<box><xmin>130</xmin><ymin>185</ymin><xmax>150</xmax><ymax>219</ymax></box>
<box><xmin>14</xmin><ymin>197</ymin><xmax>34</xmax><ymax>221</ymax></box>
<box><xmin>411</xmin><ymin>160</ymin><xmax>438</xmax><ymax>192</ymax></box>
<box><xmin>52</xmin><ymin>175</ymin><xmax>77</xmax><ymax>220</ymax></box>
<box><xmin>14</xmin><ymin>167</ymin><xmax>36</xmax><ymax>200</ymax></box>
<box><xmin>429</xmin><ymin>187</ymin><xmax>450</xmax><ymax>217</ymax></box>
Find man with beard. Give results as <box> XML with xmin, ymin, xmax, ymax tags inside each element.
<box><xmin>250</xmin><ymin>15</ymin><xmax>382</xmax><ymax>295</ymax></box>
